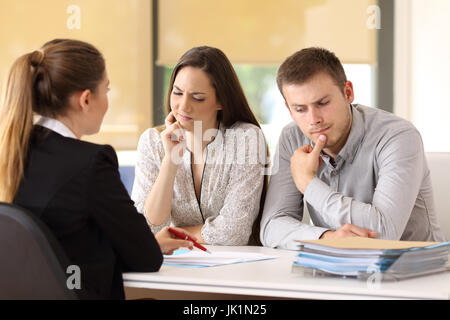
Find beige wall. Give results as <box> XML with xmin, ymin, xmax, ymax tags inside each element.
<box><xmin>158</xmin><ymin>0</ymin><xmax>376</xmax><ymax>65</ymax></box>
<box><xmin>394</xmin><ymin>0</ymin><xmax>450</xmax><ymax>152</ymax></box>
<box><xmin>0</xmin><ymin>0</ymin><xmax>153</xmax><ymax>150</ymax></box>
<box><xmin>1</xmin><ymin>0</ymin><xmax>379</xmax><ymax>150</ymax></box>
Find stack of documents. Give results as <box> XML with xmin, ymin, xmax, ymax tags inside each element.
<box><xmin>293</xmin><ymin>237</ymin><xmax>450</xmax><ymax>280</ymax></box>
<box><xmin>164</xmin><ymin>250</ymin><xmax>276</xmax><ymax>268</ymax></box>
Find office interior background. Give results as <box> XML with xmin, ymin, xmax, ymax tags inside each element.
<box><xmin>1</xmin><ymin>0</ymin><xmax>449</xmax><ymax>166</ymax></box>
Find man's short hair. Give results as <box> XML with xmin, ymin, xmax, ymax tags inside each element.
<box><xmin>276</xmin><ymin>47</ymin><xmax>347</xmax><ymax>96</ymax></box>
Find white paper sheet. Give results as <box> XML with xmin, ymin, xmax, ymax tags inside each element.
<box><xmin>163</xmin><ymin>250</ymin><xmax>277</xmax><ymax>268</ymax></box>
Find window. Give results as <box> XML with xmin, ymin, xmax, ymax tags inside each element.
<box><xmin>158</xmin><ymin>64</ymin><xmax>375</xmax><ymax>155</ymax></box>
<box><xmin>0</xmin><ymin>0</ymin><xmax>153</xmax><ymax>152</ymax></box>
<box><xmin>156</xmin><ymin>0</ymin><xmax>377</xmax><ymax>155</ymax></box>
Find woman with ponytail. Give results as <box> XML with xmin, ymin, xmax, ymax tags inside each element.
<box><xmin>0</xmin><ymin>39</ymin><xmax>195</xmax><ymax>299</ymax></box>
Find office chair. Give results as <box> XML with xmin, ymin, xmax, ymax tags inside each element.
<box><xmin>0</xmin><ymin>202</ymin><xmax>77</xmax><ymax>299</ymax></box>
<box><xmin>118</xmin><ymin>165</ymin><xmax>135</xmax><ymax>196</ymax></box>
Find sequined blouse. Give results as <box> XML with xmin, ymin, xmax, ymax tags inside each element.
<box><xmin>131</xmin><ymin>121</ymin><xmax>266</xmax><ymax>245</ymax></box>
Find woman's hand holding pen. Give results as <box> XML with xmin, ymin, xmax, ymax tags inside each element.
<box><xmin>155</xmin><ymin>226</ymin><xmax>196</xmax><ymax>255</ymax></box>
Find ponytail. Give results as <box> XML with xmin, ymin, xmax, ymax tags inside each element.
<box><xmin>0</xmin><ymin>40</ymin><xmax>105</xmax><ymax>203</ymax></box>
<box><xmin>0</xmin><ymin>52</ymin><xmax>40</xmax><ymax>202</ymax></box>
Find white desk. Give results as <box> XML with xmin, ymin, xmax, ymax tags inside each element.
<box><xmin>123</xmin><ymin>245</ymin><xmax>450</xmax><ymax>300</ymax></box>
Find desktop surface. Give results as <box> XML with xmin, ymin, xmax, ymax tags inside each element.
<box><xmin>123</xmin><ymin>245</ymin><xmax>450</xmax><ymax>300</ymax></box>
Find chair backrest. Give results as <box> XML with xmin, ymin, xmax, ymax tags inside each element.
<box><xmin>426</xmin><ymin>152</ymin><xmax>450</xmax><ymax>241</ymax></box>
<box><xmin>118</xmin><ymin>165</ymin><xmax>135</xmax><ymax>196</ymax></box>
<box><xmin>0</xmin><ymin>202</ymin><xmax>77</xmax><ymax>299</ymax></box>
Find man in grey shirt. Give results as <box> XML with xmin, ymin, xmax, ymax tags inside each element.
<box><xmin>260</xmin><ymin>47</ymin><xmax>445</xmax><ymax>250</ymax></box>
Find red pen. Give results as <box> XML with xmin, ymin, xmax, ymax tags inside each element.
<box><xmin>168</xmin><ymin>227</ymin><xmax>211</xmax><ymax>254</ymax></box>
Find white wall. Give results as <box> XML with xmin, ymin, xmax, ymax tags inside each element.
<box><xmin>395</xmin><ymin>0</ymin><xmax>450</xmax><ymax>152</ymax></box>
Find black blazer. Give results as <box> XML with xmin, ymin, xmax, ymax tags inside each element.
<box><xmin>14</xmin><ymin>125</ymin><xmax>163</xmax><ymax>299</ymax></box>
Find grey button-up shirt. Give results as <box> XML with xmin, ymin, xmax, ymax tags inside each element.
<box><xmin>261</xmin><ymin>104</ymin><xmax>445</xmax><ymax>250</ymax></box>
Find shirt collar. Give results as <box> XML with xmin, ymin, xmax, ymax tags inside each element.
<box><xmin>34</xmin><ymin>116</ymin><xmax>78</xmax><ymax>139</ymax></box>
<box><xmin>335</xmin><ymin>104</ymin><xmax>365</xmax><ymax>164</ymax></box>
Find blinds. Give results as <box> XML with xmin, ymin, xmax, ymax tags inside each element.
<box><xmin>158</xmin><ymin>0</ymin><xmax>377</xmax><ymax>65</ymax></box>
<box><xmin>0</xmin><ymin>0</ymin><xmax>153</xmax><ymax>150</ymax></box>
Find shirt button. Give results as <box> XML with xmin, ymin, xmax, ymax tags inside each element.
<box><xmin>331</xmin><ymin>170</ymin><xmax>337</xmax><ymax>176</ymax></box>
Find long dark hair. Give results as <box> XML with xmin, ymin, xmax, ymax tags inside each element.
<box><xmin>0</xmin><ymin>39</ymin><xmax>105</xmax><ymax>202</ymax></box>
<box><xmin>166</xmin><ymin>46</ymin><xmax>267</xmax><ymax>245</ymax></box>
<box><xmin>166</xmin><ymin>46</ymin><xmax>261</xmax><ymax>129</ymax></box>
